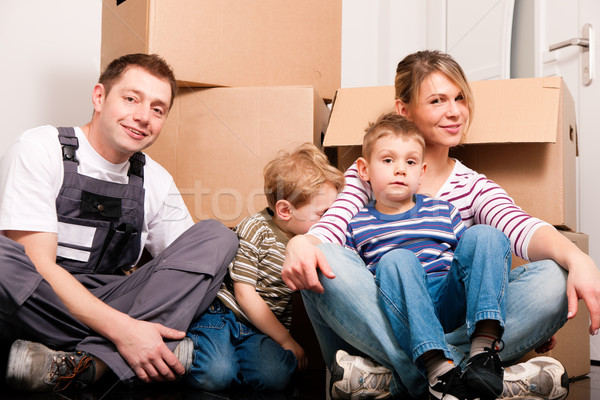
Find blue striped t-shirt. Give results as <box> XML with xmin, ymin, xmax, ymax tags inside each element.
<box><xmin>346</xmin><ymin>194</ymin><xmax>466</xmax><ymax>276</ymax></box>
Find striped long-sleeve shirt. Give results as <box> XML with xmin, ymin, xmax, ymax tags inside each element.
<box><xmin>309</xmin><ymin>159</ymin><xmax>548</xmax><ymax>261</ymax></box>
<box><xmin>346</xmin><ymin>194</ymin><xmax>466</xmax><ymax>276</ymax></box>
<box><xmin>217</xmin><ymin>208</ymin><xmax>293</xmax><ymax>329</ymax></box>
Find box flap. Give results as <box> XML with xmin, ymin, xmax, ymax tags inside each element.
<box><xmin>466</xmin><ymin>76</ymin><xmax>561</xmax><ymax>144</ymax></box>
<box><xmin>324</xmin><ymin>86</ymin><xmax>395</xmax><ymax>147</ymax></box>
<box><xmin>324</xmin><ymin>77</ymin><xmax>563</xmax><ymax>147</ymax></box>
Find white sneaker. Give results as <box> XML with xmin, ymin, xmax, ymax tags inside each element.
<box><xmin>500</xmin><ymin>356</ymin><xmax>569</xmax><ymax>400</ymax></box>
<box><xmin>330</xmin><ymin>350</ymin><xmax>392</xmax><ymax>400</ymax></box>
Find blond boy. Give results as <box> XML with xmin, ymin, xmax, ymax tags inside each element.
<box><xmin>187</xmin><ymin>143</ymin><xmax>344</xmax><ymax>392</ymax></box>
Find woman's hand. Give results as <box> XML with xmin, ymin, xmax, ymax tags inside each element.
<box><xmin>564</xmin><ymin>252</ymin><xmax>600</xmax><ymax>334</ymax></box>
<box><xmin>281</xmin><ymin>234</ymin><xmax>335</xmax><ymax>293</ymax></box>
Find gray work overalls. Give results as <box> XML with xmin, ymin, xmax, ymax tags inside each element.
<box><xmin>0</xmin><ymin>127</ymin><xmax>238</xmax><ymax>382</ymax></box>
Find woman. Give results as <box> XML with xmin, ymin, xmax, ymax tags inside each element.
<box><xmin>281</xmin><ymin>50</ymin><xmax>600</xmax><ymax>399</ymax></box>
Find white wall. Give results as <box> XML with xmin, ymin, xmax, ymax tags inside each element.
<box><xmin>0</xmin><ymin>1</ymin><xmax>101</xmax><ymax>158</ymax></box>
<box><xmin>341</xmin><ymin>0</ymin><xmax>428</xmax><ymax>88</ymax></box>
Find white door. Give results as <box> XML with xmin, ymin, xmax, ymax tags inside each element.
<box><xmin>533</xmin><ymin>0</ymin><xmax>600</xmax><ymax>361</ymax></box>
<box><xmin>445</xmin><ymin>0</ymin><xmax>600</xmax><ymax>362</ymax></box>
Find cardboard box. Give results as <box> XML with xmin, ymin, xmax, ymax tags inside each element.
<box><xmin>323</xmin><ymin>77</ymin><xmax>578</xmax><ymax>230</ymax></box>
<box><xmin>516</xmin><ymin>230</ymin><xmax>591</xmax><ymax>378</ymax></box>
<box><xmin>145</xmin><ymin>86</ymin><xmax>330</xmax><ymax>228</ymax></box>
<box><xmin>101</xmin><ymin>0</ymin><xmax>342</xmax><ymax>100</ymax></box>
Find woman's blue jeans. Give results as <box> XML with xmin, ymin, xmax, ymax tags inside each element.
<box><xmin>186</xmin><ymin>299</ymin><xmax>297</xmax><ymax>392</ymax></box>
<box><xmin>301</xmin><ymin>226</ymin><xmax>569</xmax><ymax>398</ymax></box>
<box><xmin>375</xmin><ymin>225</ymin><xmax>510</xmax><ymax>364</ymax></box>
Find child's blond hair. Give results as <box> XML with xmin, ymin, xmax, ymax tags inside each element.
<box><xmin>362</xmin><ymin>112</ymin><xmax>426</xmax><ymax>160</ymax></box>
<box><xmin>264</xmin><ymin>143</ymin><xmax>345</xmax><ymax>210</ymax></box>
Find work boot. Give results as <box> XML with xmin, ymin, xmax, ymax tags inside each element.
<box><xmin>5</xmin><ymin>339</ymin><xmax>96</xmax><ymax>392</ymax></box>
<box><xmin>500</xmin><ymin>356</ymin><xmax>569</xmax><ymax>400</ymax></box>
<box><xmin>331</xmin><ymin>350</ymin><xmax>392</xmax><ymax>399</ymax></box>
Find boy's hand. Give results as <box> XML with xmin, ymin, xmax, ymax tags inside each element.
<box><xmin>282</xmin><ymin>338</ymin><xmax>308</xmax><ymax>370</ymax></box>
<box><xmin>534</xmin><ymin>335</ymin><xmax>557</xmax><ymax>354</ymax></box>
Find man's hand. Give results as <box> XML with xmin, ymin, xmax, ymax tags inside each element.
<box><xmin>114</xmin><ymin>319</ymin><xmax>187</xmax><ymax>383</ymax></box>
<box><xmin>281</xmin><ymin>235</ymin><xmax>335</xmax><ymax>293</ymax></box>
<box><xmin>565</xmin><ymin>254</ymin><xmax>600</xmax><ymax>334</ymax></box>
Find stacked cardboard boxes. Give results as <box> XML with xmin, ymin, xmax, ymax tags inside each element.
<box><xmin>322</xmin><ymin>77</ymin><xmax>590</xmax><ymax>378</ymax></box>
<box><xmin>102</xmin><ymin>0</ymin><xmax>341</xmax><ymax>372</ymax></box>
<box><xmin>146</xmin><ymin>86</ymin><xmax>330</xmax><ymax>227</ymax></box>
<box><xmin>102</xmin><ymin>0</ymin><xmax>342</xmax><ymax>100</ymax></box>
<box><xmin>101</xmin><ymin>0</ymin><xmax>342</xmax><ymax>228</ymax></box>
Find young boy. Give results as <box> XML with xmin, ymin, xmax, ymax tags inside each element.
<box><xmin>186</xmin><ymin>143</ymin><xmax>345</xmax><ymax>392</ymax></box>
<box><xmin>343</xmin><ymin>113</ymin><xmax>511</xmax><ymax>400</ymax></box>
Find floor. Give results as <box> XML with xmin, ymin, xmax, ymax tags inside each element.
<box><xmin>0</xmin><ymin>369</ymin><xmax>327</xmax><ymax>400</ymax></box>
<box><xmin>569</xmin><ymin>364</ymin><xmax>600</xmax><ymax>400</ymax></box>
<box><xmin>0</xmin><ymin>365</ymin><xmax>599</xmax><ymax>400</ymax></box>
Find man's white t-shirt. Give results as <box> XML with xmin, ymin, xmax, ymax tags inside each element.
<box><xmin>0</xmin><ymin>125</ymin><xmax>194</xmax><ymax>264</ymax></box>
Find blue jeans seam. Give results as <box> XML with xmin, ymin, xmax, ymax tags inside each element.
<box><xmin>377</xmin><ymin>286</ymin><xmax>410</xmax><ymax>327</ymax></box>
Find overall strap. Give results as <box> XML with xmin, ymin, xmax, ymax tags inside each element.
<box><xmin>57</xmin><ymin>127</ymin><xmax>145</xmax><ymax>186</ymax></box>
<box><xmin>57</xmin><ymin>127</ymin><xmax>79</xmax><ymax>173</ymax></box>
<box><xmin>127</xmin><ymin>152</ymin><xmax>145</xmax><ymax>187</ymax></box>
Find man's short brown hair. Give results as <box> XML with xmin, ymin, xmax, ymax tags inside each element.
<box><xmin>99</xmin><ymin>53</ymin><xmax>178</xmax><ymax>109</ymax></box>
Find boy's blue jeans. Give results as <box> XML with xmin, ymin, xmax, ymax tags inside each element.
<box><xmin>302</xmin><ymin>225</ymin><xmax>569</xmax><ymax>398</ymax></box>
<box><xmin>186</xmin><ymin>299</ymin><xmax>297</xmax><ymax>392</ymax></box>
<box><xmin>375</xmin><ymin>225</ymin><xmax>510</xmax><ymax>364</ymax></box>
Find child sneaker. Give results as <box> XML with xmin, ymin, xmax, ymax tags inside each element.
<box><xmin>463</xmin><ymin>341</ymin><xmax>504</xmax><ymax>398</ymax></box>
<box><xmin>429</xmin><ymin>366</ymin><xmax>472</xmax><ymax>400</ymax></box>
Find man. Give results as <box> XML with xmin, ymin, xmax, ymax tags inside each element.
<box><xmin>0</xmin><ymin>53</ymin><xmax>238</xmax><ymax>392</ymax></box>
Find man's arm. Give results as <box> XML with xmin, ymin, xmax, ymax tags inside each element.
<box><xmin>6</xmin><ymin>230</ymin><xmax>187</xmax><ymax>382</ymax></box>
<box><xmin>233</xmin><ymin>281</ymin><xmax>307</xmax><ymax>369</ymax></box>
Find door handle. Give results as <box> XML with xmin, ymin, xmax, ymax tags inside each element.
<box><xmin>549</xmin><ymin>23</ymin><xmax>594</xmax><ymax>85</ymax></box>
<box><xmin>549</xmin><ymin>37</ymin><xmax>589</xmax><ymax>51</ymax></box>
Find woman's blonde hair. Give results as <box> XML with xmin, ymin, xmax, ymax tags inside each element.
<box><xmin>264</xmin><ymin>143</ymin><xmax>345</xmax><ymax>209</ymax></box>
<box><xmin>394</xmin><ymin>50</ymin><xmax>474</xmax><ymax>133</ymax></box>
